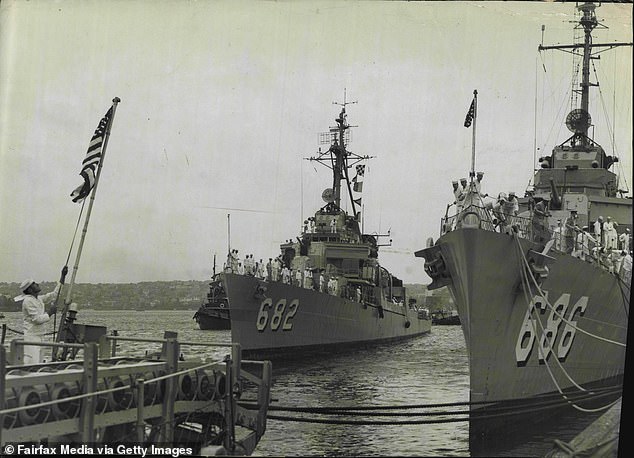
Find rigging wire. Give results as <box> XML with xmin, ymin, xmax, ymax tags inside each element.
<box><xmin>518</xmin><ymin>239</ymin><xmax>627</xmax><ymax>347</ymax></box>
<box><xmin>514</xmin><ymin>235</ymin><xmax>625</xmax><ymax>413</ymax></box>
<box><xmin>616</xmin><ymin>274</ymin><xmax>631</xmax><ymax>319</ymax></box>
<box><xmin>592</xmin><ymin>58</ymin><xmax>631</xmax><ymax>194</ymax></box>
<box><xmin>51</xmin><ymin>199</ymin><xmax>87</xmax><ymax>341</ymax></box>
<box><xmin>537</xmin><ymin>51</ymin><xmax>573</xmax><ymax>154</ymax></box>
<box><xmin>515</xmin><ymin>237</ymin><xmax>588</xmax><ymax>392</ymax></box>
<box><xmin>533</xmin><ymin>55</ymin><xmax>540</xmax><ymax>176</ymax></box>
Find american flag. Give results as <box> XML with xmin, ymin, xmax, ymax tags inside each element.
<box><xmin>71</xmin><ymin>107</ymin><xmax>113</xmax><ymax>202</ymax></box>
<box><xmin>464</xmin><ymin>99</ymin><xmax>475</xmax><ymax>128</ymax></box>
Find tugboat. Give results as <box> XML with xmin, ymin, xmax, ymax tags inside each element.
<box><xmin>222</xmin><ymin>97</ymin><xmax>432</xmax><ymax>360</ymax></box>
<box><xmin>431</xmin><ymin>309</ymin><xmax>460</xmax><ymax>326</ymax></box>
<box><xmin>415</xmin><ymin>2</ymin><xmax>631</xmax><ymax>451</ymax></box>
<box><xmin>193</xmin><ymin>273</ymin><xmax>231</xmax><ymax>330</ymax></box>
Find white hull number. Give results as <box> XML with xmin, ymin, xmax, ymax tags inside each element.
<box><xmin>515</xmin><ymin>292</ymin><xmax>588</xmax><ymax>364</ymax></box>
<box><xmin>256</xmin><ymin>298</ymin><xmax>300</xmax><ymax>332</ymax></box>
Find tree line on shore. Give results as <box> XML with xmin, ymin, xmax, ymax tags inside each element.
<box><xmin>0</xmin><ymin>281</ymin><xmax>452</xmax><ymax>312</ymax></box>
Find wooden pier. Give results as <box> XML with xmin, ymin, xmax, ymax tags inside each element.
<box><xmin>1</xmin><ymin>330</ymin><xmax>271</xmax><ymax>455</ymax></box>
<box><xmin>546</xmin><ymin>398</ymin><xmax>622</xmax><ymax>457</ymax></box>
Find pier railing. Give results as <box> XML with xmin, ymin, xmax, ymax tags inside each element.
<box><xmin>1</xmin><ymin>333</ymin><xmax>271</xmax><ymax>455</ymax></box>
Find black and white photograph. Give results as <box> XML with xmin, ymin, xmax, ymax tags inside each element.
<box><xmin>0</xmin><ymin>1</ymin><xmax>631</xmax><ymax>456</ymax></box>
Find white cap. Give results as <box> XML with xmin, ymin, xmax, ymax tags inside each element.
<box><xmin>19</xmin><ymin>278</ymin><xmax>35</xmax><ymax>292</ymax></box>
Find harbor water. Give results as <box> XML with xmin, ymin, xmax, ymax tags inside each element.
<box><xmin>1</xmin><ymin>310</ymin><xmax>616</xmax><ymax>456</ymax></box>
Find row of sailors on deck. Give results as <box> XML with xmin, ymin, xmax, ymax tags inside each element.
<box><xmin>546</xmin><ymin>218</ymin><xmax>631</xmax><ymax>283</ymax></box>
<box><xmin>550</xmin><ymin>216</ymin><xmax>630</xmax><ymax>253</ymax></box>
<box><xmin>592</xmin><ymin>216</ymin><xmax>626</xmax><ymax>250</ymax></box>
<box><xmin>446</xmin><ymin>178</ymin><xmax>632</xmax><ymax>281</ymax></box>
<box><xmin>452</xmin><ymin>173</ymin><xmax>485</xmax><ymax>203</ymax></box>
<box><xmin>302</xmin><ymin>217</ymin><xmax>338</xmax><ymax>234</ymax></box>
<box><xmin>225</xmin><ymin>249</ymin><xmax>345</xmax><ymax>295</ymax></box>
<box><xmin>450</xmin><ymin>176</ymin><xmax>630</xmax><ymax>252</ymax></box>
<box><xmin>226</xmin><ymin>250</ymin><xmax>286</xmax><ymax>280</ymax></box>
<box><xmin>451</xmin><ymin>173</ymin><xmax>521</xmax><ymax>225</ymax></box>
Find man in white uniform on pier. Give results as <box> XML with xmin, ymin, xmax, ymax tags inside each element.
<box><xmin>15</xmin><ymin>266</ymin><xmax>67</xmax><ymax>364</ymax></box>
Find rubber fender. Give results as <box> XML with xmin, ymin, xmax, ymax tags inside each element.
<box><xmin>17</xmin><ymin>384</ymin><xmax>50</xmax><ymax>425</ymax></box>
<box><xmin>177</xmin><ymin>371</ymin><xmax>198</xmax><ymax>401</ymax></box>
<box><xmin>105</xmin><ymin>376</ymin><xmax>134</xmax><ymax>411</ymax></box>
<box><xmin>3</xmin><ymin>387</ymin><xmax>19</xmax><ymax>428</ymax></box>
<box><xmin>151</xmin><ymin>370</ymin><xmax>167</xmax><ymax>403</ymax></box>
<box><xmin>131</xmin><ymin>370</ymin><xmax>161</xmax><ymax>406</ymax></box>
<box><xmin>214</xmin><ymin>371</ymin><xmax>227</xmax><ymax>398</ymax></box>
<box><xmin>49</xmin><ymin>381</ymin><xmax>80</xmax><ymax>420</ymax></box>
<box><xmin>196</xmin><ymin>370</ymin><xmax>216</xmax><ymax>401</ymax></box>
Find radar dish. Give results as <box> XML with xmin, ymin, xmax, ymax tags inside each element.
<box><xmin>322</xmin><ymin>188</ymin><xmax>335</xmax><ymax>203</ymax></box>
<box><xmin>566</xmin><ymin>109</ymin><xmax>591</xmax><ymax>133</ymax></box>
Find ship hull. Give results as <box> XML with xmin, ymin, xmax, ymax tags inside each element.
<box><xmin>423</xmin><ymin>228</ymin><xmax>628</xmax><ymax>448</ymax></box>
<box><xmin>223</xmin><ymin>273</ymin><xmax>431</xmax><ymax>360</ymax></box>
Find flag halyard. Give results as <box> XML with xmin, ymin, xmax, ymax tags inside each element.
<box><xmin>71</xmin><ymin>107</ymin><xmax>113</xmax><ymax>203</ymax></box>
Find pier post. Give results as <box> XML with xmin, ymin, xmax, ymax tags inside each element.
<box><xmin>136</xmin><ymin>378</ymin><xmax>145</xmax><ymax>443</ymax></box>
<box><xmin>9</xmin><ymin>339</ymin><xmax>24</xmax><ymax>365</ymax></box>
<box><xmin>258</xmin><ymin>360</ymin><xmax>272</xmax><ymax>431</ymax></box>
<box><xmin>223</xmin><ymin>356</ymin><xmax>235</xmax><ymax>453</ymax></box>
<box><xmin>111</xmin><ymin>330</ymin><xmax>118</xmax><ymax>357</ymax></box>
<box><xmin>81</xmin><ymin>343</ymin><xmax>98</xmax><ymax>443</ymax></box>
<box><xmin>98</xmin><ymin>334</ymin><xmax>110</xmax><ymax>359</ymax></box>
<box><xmin>232</xmin><ymin>343</ymin><xmax>241</xmax><ymax>386</ymax></box>
<box><xmin>160</xmin><ymin>338</ymin><xmax>178</xmax><ymax>444</ymax></box>
<box><xmin>0</xmin><ymin>345</ymin><xmax>5</xmax><ymax>445</ymax></box>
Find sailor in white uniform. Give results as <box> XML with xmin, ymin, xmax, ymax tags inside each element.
<box><xmin>15</xmin><ymin>267</ymin><xmax>67</xmax><ymax>364</ymax></box>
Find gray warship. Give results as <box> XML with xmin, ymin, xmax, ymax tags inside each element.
<box><xmin>416</xmin><ymin>2</ymin><xmax>631</xmax><ymax>451</ymax></box>
<box><xmin>222</xmin><ymin>99</ymin><xmax>431</xmax><ymax>360</ymax></box>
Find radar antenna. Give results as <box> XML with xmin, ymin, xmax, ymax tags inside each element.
<box><xmin>305</xmin><ymin>90</ymin><xmax>374</xmax><ymax>216</ymax></box>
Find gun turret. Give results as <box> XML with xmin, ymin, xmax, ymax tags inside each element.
<box><xmin>549</xmin><ymin>178</ymin><xmax>562</xmax><ymax>210</ymax></box>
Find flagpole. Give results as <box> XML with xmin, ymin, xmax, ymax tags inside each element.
<box><xmin>470</xmin><ymin>89</ymin><xmax>478</xmax><ymax>181</ymax></box>
<box><xmin>57</xmin><ymin>97</ymin><xmax>121</xmax><ymax>342</ymax></box>
<box><xmin>227</xmin><ymin>213</ymin><xmax>231</xmax><ymax>256</ymax></box>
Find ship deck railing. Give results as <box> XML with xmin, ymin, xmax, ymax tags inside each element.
<box><xmin>1</xmin><ymin>331</ymin><xmax>272</xmax><ymax>454</ymax></box>
<box><xmin>441</xmin><ymin>203</ymin><xmax>631</xmax><ymax>277</ymax></box>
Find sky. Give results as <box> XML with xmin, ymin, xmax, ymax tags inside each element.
<box><xmin>1</xmin><ymin>0</ymin><xmax>632</xmax><ymax>286</ymax></box>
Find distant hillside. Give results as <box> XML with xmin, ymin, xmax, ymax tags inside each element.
<box><xmin>0</xmin><ymin>280</ymin><xmax>451</xmax><ymax>312</ymax></box>
<box><xmin>0</xmin><ymin>280</ymin><xmax>210</xmax><ymax>312</ymax></box>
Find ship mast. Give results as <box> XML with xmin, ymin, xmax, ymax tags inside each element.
<box><xmin>539</xmin><ymin>2</ymin><xmax>632</xmax><ymax>148</ymax></box>
<box><xmin>306</xmin><ymin>90</ymin><xmax>373</xmax><ymax>216</ymax></box>
<box><xmin>330</xmin><ymin>103</ymin><xmax>351</xmax><ymax>209</ymax></box>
